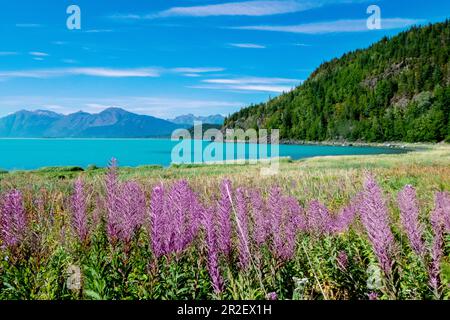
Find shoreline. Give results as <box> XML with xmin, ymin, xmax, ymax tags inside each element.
<box><xmin>0</xmin><ymin>141</ymin><xmax>444</xmax><ymax>173</ymax></box>
<box><xmin>0</xmin><ymin>136</ymin><xmax>437</xmax><ymax>149</ymax></box>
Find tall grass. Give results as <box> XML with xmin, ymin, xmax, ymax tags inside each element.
<box><xmin>0</xmin><ymin>157</ymin><xmax>449</xmax><ymax>300</ymax></box>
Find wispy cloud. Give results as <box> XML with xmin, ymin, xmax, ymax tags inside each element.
<box><xmin>72</xmin><ymin>68</ymin><xmax>159</xmax><ymax>77</ymax></box>
<box><xmin>109</xmin><ymin>14</ymin><xmax>141</xmax><ymax>20</ymax></box>
<box><xmin>193</xmin><ymin>77</ymin><xmax>302</xmax><ymax>93</ymax></box>
<box><xmin>0</xmin><ymin>66</ymin><xmax>224</xmax><ymax>80</ymax></box>
<box><xmin>0</xmin><ymin>52</ymin><xmax>18</xmax><ymax>56</ymax></box>
<box><xmin>29</xmin><ymin>52</ymin><xmax>49</xmax><ymax>57</ymax></box>
<box><xmin>232</xmin><ymin>18</ymin><xmax>423</xmax><ymax>34</ymax></box>
<box><xmin>86</xmin><ymin>97</ymin><xmax>242</xmax><ymax>114</ymax></box>
<box><xmin>0</xmin><ymin>68</ymin><xmax>161</xmax><ymax>79</ymax></box>
<box><xmin>16</xmin><ymin>23</ymin><xmax>42</xmax><ymax>28</ymax></box>
<box><xmin>171</xmin><ymin>67</ymin><xmax>225</xmax><ymax>73</ymax></box>
<box><xmin>111</xmin><ymin>1</ymin><xmax>371</xmax><ymax>20</ymax></box>
<box><xmin>182</xmin><ymin>73</ymin><xmax>202</xmax><ymax>78</ymax></box>
<box><xmin>85</xmin><ymin>29</ymin><xmax>114</xmax><ymax>33</ymax></box>
<box><xmin>61</xmin><ymin>59</ymin><xmax>78</xmax><ymax>64</ymax></box>
<box><xmin>229</xmin><ymin>43</ymin><xmax>266</xmax><ymax>49</ymax></box>
<box><xmin>204</xmin><ymin>77</ymin><xmax>300</xmax><ymax>84</ymax></box>
<box><xmin>0</xmin><ymin>96</ymin><xmax>245</xmax><ymax>118</ymax></box>
<box><xmin>153</xmin><ymin>1</ymin><xmax>315</xmax><ymax>18</ymax></box>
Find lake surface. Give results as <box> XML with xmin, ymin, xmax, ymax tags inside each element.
<box><xmin>0</xmin><ymin>139</ymin><xmax>405</xmax><ymax>171</ymax></box>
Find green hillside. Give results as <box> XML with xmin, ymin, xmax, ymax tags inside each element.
<box><xmin>224</xmin><ymin>21</ymin><xmax>450</xmax><ymax>143</ymax></box>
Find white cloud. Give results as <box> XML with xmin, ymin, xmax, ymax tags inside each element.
<box><xmin>71</xmin><ymin>68</ymin><xmax>159</xmax><ymax>77</ymax></box>
<box><xmin>194</xmin><ymin>77</ymin><xmax>302</xmax><ymax>93</ymax></box>
<box><xmin>0</xmin><ymin>67</ymin><xmax>161</xmax><ymax>79</ymax></box>
<box><xmin>233</xmin><ymin>18</ymin><xmax>423</xmax><ymax>34</ymax></box>
<box><xmin>171</xmin><ymin>67</ymin><xmax>225</xmax><ymax>73</ymax></box>
<box><xmin>229</xmin><ymin>43</ymin><xmax>266</xmax><ymax>49</ymax></box>
<box><xmin>111</xmin><ymin>1</ymin><xmax>371</xmax><ymax>20</ymax></box>
<box><xmin>151</xmin><ymin>1</ymin><xmax>316</xmax><ymax>18</ymax></box>
<box><xmin>16</xmin><ymin>23</ymin><xmax>41</xmax><ymax>28</ymax></box>
<box><xmin>109</xmin><ymin>14</ymin><xmax>141</xmax><ymax>20</ymax></box>
<box><xmin>61</xmin><ymin>59</ymin><xmax>78</xmax><ymax>64</ymax></box>
<box><xmin>0</xmin><ymin>96</ymin><xmax>245</xmax><ymax>118</ymax></box>
<box><xmin>85</xmin><ymin>29</ymin><xmax>114</xmax><ymax>33</ymax></box>
<box><xmin>183</xmin><ymin>73</ymin><xmax>202</xmax><ymax>78</ymax></box>
<box><xmin>0</xmin><ymin>52</ymin><xmax>18</xmax><ymax>56</ymax></box>
<box><xmin>204</xmin><ymin>77</ymin><xmax>301</xmax><ymax>84</ymax></box>
<box><xmin>0</xmin><ymin>66</ymin><xmax>225</xmax><ymax>80</ymax></box>
<box><xmin>29</xmin><ymin>52</ymin><xmax>49</xmax><ymax>57</ymax></box>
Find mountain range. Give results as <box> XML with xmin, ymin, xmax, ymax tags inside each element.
<box><xmin>225</xmin><ymin>21</ymin><xmax>450</xmax><ymax>143</ymax></box>
<box><xmin>168</xmin><ymin>114</ymin><xmax>225</xmax><ymax>126</ymax></box>
<box><xmin>0</xmin><ymin>108</ymin><xmax>184</xmax><ymax>138</ymax></box>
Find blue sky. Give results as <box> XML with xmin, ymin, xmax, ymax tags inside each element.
<box><xmin>0</xmin><ymin>0</ymin><xmax>449</xmax><ymax>118</ymax></box>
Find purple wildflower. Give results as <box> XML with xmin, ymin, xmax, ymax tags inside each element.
<box><xmin>307</xmin><ymin>200</ymin><xmax>333</xmax><ymax>235</ymax></box>
<box><xmin>281</xmin><ymin>196</ymin><xmax>303</xmax><ymax>260</ymax></box>
<box><xmin>0</xmin><ymin>190</ymin><xmax>27</xmax><ymax>249</ymax></box>
<box><xmin>397</xmin><ymin>185</ymin><xmax>425</xmax><ymax>256</ymax></box>
<box><xmin>217</xmin><ymin>179</ymin><xmax>233</xmax><ymax>255</ymax></box>
<box><xmin>333</xmin><ymin>199</ymin><xmax>358</xmax><ymax>234</ymax></box>
<box><xmin>268</xmin><ymin>186</ymin><xmax>283</xmax><ymax>255</ymax></box>
<box><xmin>435</xmin><ymin>192</ymin><xmax>450</xmax><ymax>233</ymax></box>
<box><xmin>105</xmin><ymin>158</ymin><xmax>121</xmax><ymax>243</ymax></box>
<box><xmin>184</xmin><ymin>187</ymin><xmax>202</xmax><ymax>249</ymax></box>
<box><xmin>249</xmin><ymin>189</ymin><xmax>267</xmax><ymax>246</ymax></box>
<box><xmin>71</xmin><ymin>177</ymin><xmax>89</xmax><ymax>243</ymax></box>
<box><xmin>118</xmin><ymin>181</ymin><xmax>146</xmax><ymax>244</ymax></box>
<box><xmin>202</xmin><ymin>206</ymin><xmax>223</xmax><ymax>294</ymax></box>
<box><xmin>368</xmin><ymin>292</ymin><xmax>378</xmax><ymax>300</ymax></box>
<box><xmin>429</xmin><ymin>192</ymin><xmax>448</xmax><ymax>293</ymax></box>
<box><xmin>336</xmin><ymin>250</ymin><xmax>348</xmax><ymax>272</ymax></box>
<box><xmin>359</xmin><ymin>174</ymin><xmax>395</xmax><ymax>276</ymax></box>
<box><xmin>235</xmin><ymin>187</ymin><xmax>251</xmax><ymax>270</ymax></box>
<box><xmin>149</xmin><ymin>183</ymin><xmax>165</xmax><ymax>258</ymax></box>
<box><xmin>266</xmin><ymin>292</ymin><xmax>278</xmax><ymax>300</ymax></box>
<box><xmin>267</xmin><ymin>188</ymin><xmax>303</xmax><ymax>261</ymax></box>
<box><xmin>287</xmin><ymin>196</ymin><xmax>307</xmax><ymax>232</ymax></box>
<box><xmin>166</xmin><ymin>180</ymin><xmax>199</xmax><ymax>254</ymax></box>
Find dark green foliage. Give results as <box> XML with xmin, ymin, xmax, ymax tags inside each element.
<box><xmin>224</xmin><ymin>21</ymin><xmax>450</xmax><ymax>143</ymax></box>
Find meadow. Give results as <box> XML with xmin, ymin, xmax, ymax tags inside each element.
<box><xmin>0</xmin><ymin>144</ymin><xmax>449</xmax><ymax>300</ymax></box>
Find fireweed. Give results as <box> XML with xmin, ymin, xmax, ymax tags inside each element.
<box><xmin>397</xmin><ymin>185</ymin><xmax>425</xmax><ymax>256</ymax></box>
<box><xmin>429</xmin><ymin>192</ymin><xmax>449</xmax><ymax>294</ymax></box>
<box><xmin>0</xmin><ymin>166</ymin><xmax>448</xmax><ymax>300</ymax></box>
<box><xmin>359</xmin><ymin>174</ymin><xmax>395</xmax><ymax>276</ymax></box>
<box><xmin>235</xmin><ymin>187</ymin><xmax>251</xmax><ymax>270</ymax></box>
<box><xmin>0</xmin><ymin>189</ymin><xmax>27</xmax><ymax>250</ymax></box>
<box><xmin>218</xmin><ymin>179</ymin><xmax>232</xmax><ymax>256</ymax></box>
<box><xmin>105</xmin><ymin>158</ymin><xmax>121</xmax><ymax>243</ymax></box>
<box><xmin>71</xmin><ymin>177</ymin><xmax>89</xmax><ymax>244</ymax></box>
<box><xmin>249</xmin><ymin>189</ymin><xmax>267</xmax><ymax>246</ymax></box>
<box><xmin>202</xmin><ymin>206</ymin><xmax>223</xmax><ymax>294</ymax></box>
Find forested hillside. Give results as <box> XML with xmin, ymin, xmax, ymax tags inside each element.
<box><xmin>224</xmin><ymin>21</ymin><xmax>450</xmax><ymax>142</ymax></box>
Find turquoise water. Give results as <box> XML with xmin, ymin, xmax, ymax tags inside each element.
<box><xmin>0</xmin><ymin>139</ymin><xmax>404</xmax><ymax>171</ymax></box>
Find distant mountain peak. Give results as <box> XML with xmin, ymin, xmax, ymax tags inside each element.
<box><xmin>100</xmin><ymin>107</ymin><xmax>129</xmax><ymax>114</ymax></box>
<box><xmin>0</xmin><ymin>107</ymin><xmax>183</xmax><ymax>138</ymax></box>
<box><xmin>14</xmin><ymin>109</ymin><xmax>63</xmax><ymax>117</ymax></box>
<box><xmin>169</xmin><ymin>114</ymin><xmax>225</xmax><ymax>126</ymax></box>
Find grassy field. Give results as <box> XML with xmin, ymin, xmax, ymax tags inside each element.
<box><xmin>2</xmin><ymin>144</ymin><xmax>449</xmax><ymax>207</ymax></box>
<box><xmin>0</xmin><ymin>144</ymin><xmax>449</xmax><ymax>300</ymax></box>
